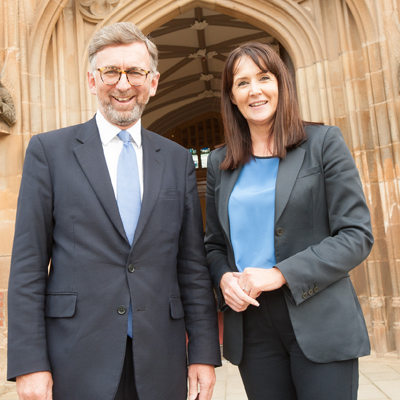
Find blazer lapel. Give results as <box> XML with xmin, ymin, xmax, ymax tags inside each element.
<box><xmin>218</xmin><ymin>165</ymin><xmax>242</xmax><ymax>243</ymax></box>
<box><xmin>74</xmin><ymin>117</ymin><xmax>127</xmax><ymax>242</ymax></box>
<box><xmin>275</xmin><ymin>146</ymin><xmax>305</xmax><ymax>224</ymax></box>
<box><xmin>131</xmin><ymin>128</ymin><xmax>164</xmax><ymax>247</ymax></box>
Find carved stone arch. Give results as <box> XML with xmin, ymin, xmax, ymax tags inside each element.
<box><xmin>27</xmin><ymin>0</ymin><xmax>71</xmax><ymax>134</ymax></box>
<box><xmin>79</xmin><ymin>0</ymin><xmax>332</xmax><ymax>123</ymax></box>
<box><xmin>29</xmin><ymin>0</ymin><xmax>71</xmax><ymax>58</ymax></box>
<box><xmin>100</xmin><ymin>0</ymin><xmax>327</xmax><ymax>67</ymax></box>
<box><xmin>345</xmin><ymin>0</ymin><xmax>379</xmax><ymax>44</ymax></box>
<box><xmin>26</xmin><ymin>0</ymin><xmax>386</xmax><ymax>139</ymax></box>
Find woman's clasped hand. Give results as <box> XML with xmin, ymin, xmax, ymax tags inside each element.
<box><xmin>220</xmin><ymin>268</ymin><xmax>287</xmax><ymax>311</ymax></box>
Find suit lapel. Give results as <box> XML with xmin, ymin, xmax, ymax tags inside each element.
<box><xmin>74</xmin><ymin>117</ymin><xmax>127</xmax><ymax>242</ymax></box>
<box><xmin>275</xmin><ymin>146</ymin><xmax>305</xmax><ymax>224</ymax></box>
<box><xmin>131</xmin><ymin>128</ymin><xmax>164</xmax><ymax>247</ymax></box>
<box><xmin>219</xmin><ymin>165</ymin><xmax>242</xmax><ymax>243</ymax></box>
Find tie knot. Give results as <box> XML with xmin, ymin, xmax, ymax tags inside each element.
<box><xmin>118</xmin><ymin>130</ymin><xmax>131</xmax><ymax>144</ymax></box>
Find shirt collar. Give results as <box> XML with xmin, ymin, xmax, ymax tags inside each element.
<box><xmin>96</xmin><ymin>111</ymin><xmax>142</xmax><ymax>148</ymax></box>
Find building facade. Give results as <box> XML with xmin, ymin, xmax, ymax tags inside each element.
<box><xmin>0</xmin><ymin>0</ymin><xmax>399</xmax><ymax>383</ymax></box>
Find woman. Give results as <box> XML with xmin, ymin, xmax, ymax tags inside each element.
<box><xmin>205</xmin><ymin>42</ymin><xmax>373</xmax><ymax>400</ymax></box>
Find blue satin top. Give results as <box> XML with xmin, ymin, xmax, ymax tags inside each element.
<box><xmin>228</xmin><ymin>156</ymin><xmax>279</xmax><ymax>272</ymax></box>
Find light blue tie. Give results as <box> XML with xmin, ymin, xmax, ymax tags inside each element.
<box><xmin>117</xmin><ymin>130</ymin><xmax>141</xmax><ymax>338</ymax></box>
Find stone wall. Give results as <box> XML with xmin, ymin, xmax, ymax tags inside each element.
<box><xmin>0</xmin><ymin>0</ymin><xmax>399</xmax><ymax>384</ymax></box>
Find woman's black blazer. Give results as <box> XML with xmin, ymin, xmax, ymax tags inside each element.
<box><xmin>205</xmin><ymin>124</ymin><xmax>374</xmax><ymax>365</ymax></box>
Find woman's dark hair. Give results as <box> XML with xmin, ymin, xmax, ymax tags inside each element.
<box><xmin>220</xmin><ymin>42</ymin><xmax>307</xmax><ymax>170</ymax></box>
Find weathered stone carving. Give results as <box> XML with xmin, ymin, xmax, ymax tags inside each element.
<box><xmin>200</xmin><ymin>74</ymin><xmax>214</xmax><ymax>81</ymax></box>
<box><xmin>189</xmin><ymin>49</ymin><xmax>218</xmax><ymax>60</ymax></box>
<box><xmin>191</xmin><ymin>20</ymin><xmax>208</xmax><ymax>30</ymax></box>
<box><xmin>0</xmin><ymin>82</ymin><xmax>16</xmax><ymax>127</ymax></box>
<box><xmin>370</xmin><ymin>297</ymin><xmax>385</xmax><ymax>309</ymax></box>
<box><xmin>79</xmin><ymin>0</ymin><xmax>120</xmax><ymax>20</ymax></box>
<box><xmin>393</xmin><ymin>297</ymin><xmax>400</xmax><ymax>309</ymax></box>
<box><xmin>198</xmin><ymin>90</ymin><xmax>220</xmax><ymax>99</ymax></box>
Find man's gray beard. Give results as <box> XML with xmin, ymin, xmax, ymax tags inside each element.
<box><xmin>100</xmin><ymin>96</ymin><xmax>149</xmax><ymax>126</ymax></box>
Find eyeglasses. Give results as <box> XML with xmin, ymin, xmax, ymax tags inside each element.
<box><xmin>96</xmin><ymin>67</ymin><xmax>151</xmax><ymax>86</ymax></box>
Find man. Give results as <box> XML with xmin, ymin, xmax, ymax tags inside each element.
<box><xmin>7</xmin><ymin>22</ymin><xmax>221</xmax><ymax>400</ymax></box>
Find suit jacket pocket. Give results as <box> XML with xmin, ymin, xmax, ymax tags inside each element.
<box><xmin>45</xmin><ymin>293</ymin><xmax>77</xmax><ymax>318</ymax></box>
<box><xmin>297</xmin><ymin>165</ymin><xmax>320</xmax><ymax>178</ymax></box>
<box><xmin>159</xmin><ymin>189</ymin><xmax>179</xmax><ymax>200</ymax></box>
<box><xmin>169</xmin><ymin>297</ymin><xmax>184</xmax><ymax>319</ymax></box>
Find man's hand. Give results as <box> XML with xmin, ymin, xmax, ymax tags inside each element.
<box><xmin>16</xmin><ymin>371</ymin><xmax>53</xmax><ymax>400</ymax></box>
<box><xmin>188</xmin><ymin>364</ymin><xmax>216</xmax><ymax>400</ymax></box>
<box><xmin>220</xmin><ymin>272</ymin><xmax>260</xmax><ymax>312</ymax></box>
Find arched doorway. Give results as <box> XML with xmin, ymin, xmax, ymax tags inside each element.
<box><xmin>139</xmin><ymin>8</ymin><xmax>312</xmax><ymax>346</ymax></box>
<box><xmin>143</xmin><ymin>7</ymin><xmax>297</xmax><ymax>227</ymax></box>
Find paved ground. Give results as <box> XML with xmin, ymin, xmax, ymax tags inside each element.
<box><xmin>1</xmin><ymin>355</ymin><xmax>399</xmax><ymax>400</ymax></box>
<box><xmin>212</xmin><ymin>355</ymin><xmax>400</xmax><ymax>400</ymax></box>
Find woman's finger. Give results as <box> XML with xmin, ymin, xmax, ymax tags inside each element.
<box><xmin>225</xmin><ymin>286</ymin><xmax>259</xmax><ymax>310</ymax></box>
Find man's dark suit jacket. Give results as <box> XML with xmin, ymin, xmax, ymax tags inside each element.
<box><xmin>7</xmin><ymin>117</ymin><xmax>221</xmax><ymax>400</ymax></box>
<box><xmin>205</xmin><ymin>124</ymin><xmax>374</xmax><ymax>365</ymax></box>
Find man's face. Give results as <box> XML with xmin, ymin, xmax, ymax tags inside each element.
<box><xmin>87</xmin><ymin>42</ymin><xmax>159</xmax><ymax>129</ymax></box>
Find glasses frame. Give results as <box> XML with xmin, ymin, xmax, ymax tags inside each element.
<box><xmin>96</xmin><ymin>67</ymin><xmax>151</xmax><ymax>87</ymax></box>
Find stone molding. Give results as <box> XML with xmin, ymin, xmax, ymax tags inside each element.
<box><xmin>78</xmin><ymin>0</ymin><xmax>120</xmax><ymax>21</ymax></box>
<box><xmin>370</xmin><ymin>297</ymin><xmax>385</xmax><ymax>309</ymax></box>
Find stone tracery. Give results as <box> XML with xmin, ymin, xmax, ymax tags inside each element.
<box><xmin>79</xmin><ymin>0</ymin><xmax>120</xmax><ymax>19</ymax></box>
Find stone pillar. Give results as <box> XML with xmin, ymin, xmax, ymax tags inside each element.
<box><xmin>0</xmin><ymin>0</ymin><xmax>23</xmax><ymax>382</ymax></box>
<box><xmin>370</xmin><ymin>297</ymin><xmax>389</xmax><ymax>356</ymax></box>
<box><xmin>393</xmin><ymin>298</ymin><xmax>400</xmax><ymax>357</ymax></box>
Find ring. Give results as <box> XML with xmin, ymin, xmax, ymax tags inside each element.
<box><xmin>243</xmin><ymin>287</ymin><xmax>249</xmax><ymax>292</ymax></box>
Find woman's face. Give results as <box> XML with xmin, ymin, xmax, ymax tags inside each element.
<box><xmin>230</xmin><ymin>56</ymin><xmax>279</xmax><ymax>133</ymax></box>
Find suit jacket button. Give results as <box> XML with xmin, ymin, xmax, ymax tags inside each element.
<box><xmin>314</xmin><ymin>286</ymin><xmax>319</xmax><ymax>293</ymax></box>
<box><xmin>128</xmin><ymin>264</ymin><xmax>135</xmax><ymax>273</ymax></box>
<box><xmin>302</xmin><ymin>292</ymin><xmax>308</xmax><ymax>299</ymax></box>
<box><xmin>276</xmin><ymin>228</ymin><xmax>284</xmax><ymax>236</ymax></box>
<box><xmin>308</xmin><ymin>289</ymin><xmax>314</xmax><ymax>296</ymax></box>
<box><xmin>117</xmin><ymin>306</ymin><xmax>126</xmax><ymax>315</ymax></box>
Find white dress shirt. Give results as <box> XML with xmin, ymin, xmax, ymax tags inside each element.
<box><xmin>96</xmin><ymin>111</ymin><xmax>144</xmax><ymax>200</ymax></box>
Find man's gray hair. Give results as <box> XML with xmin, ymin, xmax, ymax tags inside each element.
<box><xmin>88</xmin><ymin>22</ymin><xmax>158</xmax><ymax>73</ymax></box>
